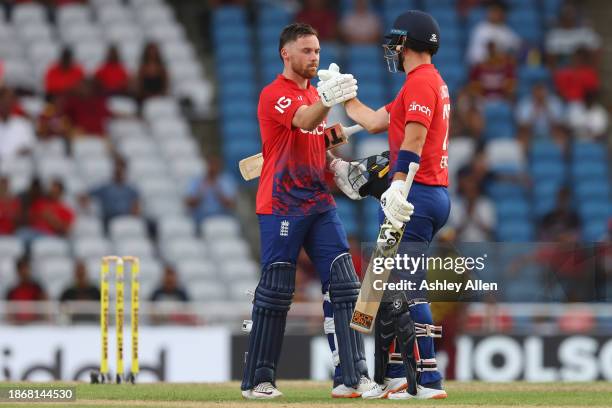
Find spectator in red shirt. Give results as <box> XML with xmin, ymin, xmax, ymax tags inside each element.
<box><xmin>469</xmin><ymin>41</ymin><xmax>516</xmax><ymax>100</ymax></box>
<box><xmin>63</xmin><ymin>78</ymin><xmax>111</xmax><ymax>137</ymax></box>
<box><xmin>6</xmin><ymin>256</ymin><xmax>47</xmax><ymax>324</ymax></box>
<box><xmin>44</xmin><ymin>47</ymin><xmax>85</xmax><ymax>97</ymax></box>
<box><xmin>0</xmin><ymin>175</ymin><xmax>20</xmax><ymax>234</ymax></box>
<box><xmin>554</xmin><ymin>48</ymin><xmax>600</xmax><ymax>102</ymax></box>
<box><xmin>37</xmin><ymin>94</ymin><xmax>72</xmax><ymax>142</ymax></box>
<box><xmin>295</xmin><ymin>0</ymin><xmax>338</xmax><ymax>42</ymax></box>
<box><xmin>95</xmin><ymin>45</ymin><xmax>130</xmax><ymax>96</ymax></box>
<box><xmin>136</xmin><ymin>42</ymin><xmax>169</xmax><ymax>102</ymax></box>
<box><xmin>29</xmin><ymin>179</ymin><xmax>74</xmax><ymax>237</ymax></box>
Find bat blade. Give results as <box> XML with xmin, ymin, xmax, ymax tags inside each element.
<box><xmin>350</xmin><ymin>162</ymin><xmax>420</xmax><ymax>333</ymax></box>
<box><xmin>238</xmin><ymin>124</ymin><xmax>362</xmax><ymax>181</ymax></box>
<box><xmin>238</xmin><ymin>153</ymin><xmax>264</xmax><ymax>181</ymax></box>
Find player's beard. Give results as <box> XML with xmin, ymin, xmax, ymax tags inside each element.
<box><xmin>293</xmin><ymin>60</ymin><xmax>318</xmax><ymax>79</ymax></box>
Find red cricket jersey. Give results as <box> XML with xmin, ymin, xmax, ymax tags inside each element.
<box><xmin>256</xmin><ymin>75</ymin><xmax>335</xmax><ymax>215</ymax></box>
<box><xmin>385</xmin><ymin>64</ymin><xmax>450</xmax><ymax>187</ymax></box>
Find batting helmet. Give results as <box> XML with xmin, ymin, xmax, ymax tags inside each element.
<box><xmin>383</xmin><ymin>10</ymin><xmax>440</xmax><ymax>73</ymax></box>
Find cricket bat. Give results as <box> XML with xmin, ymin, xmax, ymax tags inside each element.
<box><xmin>238</xmin><ymin>124</ymin><xmax>363</xmax><ymax>181</ymax></box>
<box><xmin>350</xmin><ymin>162</ymin><xmax>420</xmax><ymax>334</ymax></box>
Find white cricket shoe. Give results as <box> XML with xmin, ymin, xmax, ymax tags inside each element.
<box><xmin>361</xmin><ymin>377</ymin><xmax>407</xmax><ymax>399</ymax></box>
<box><xmin>241</xmin><ymin>382</ymin><xmax>283</xmax><ymax>399</ymax></box>
<box><xmin>388</xmin><ymin>384</ymin><xmax>448</xmax><ymax>400</ymax></box>
<box><xmin>331</xmin><ymin>375</ymin><xmax>376</xmax><ymax>398</ymax></box>
<box><xmin>415</xmin><ymin>384</ymin><xmax>448</xmax><ymax>399</ymax></box>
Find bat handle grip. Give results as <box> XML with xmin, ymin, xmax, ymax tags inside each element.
<box><xmin>402</xmin><ymin>162</ymin><xmax>420</xmax><ymax>198</ymax></box>
<box><xmin>343</xmin><ymin>124</ymin><xmax>363</xmax><ymax>138</ymax></box>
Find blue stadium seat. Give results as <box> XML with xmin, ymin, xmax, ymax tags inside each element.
<box><xmin>571</xmin><ymin>161</ymin><xmax>607</xmax><ymax>179</ymax></box>
<box><xmin>258</xmin><ymin>24</ymin><xmax>285</xmax><ymax>42</ymax></box>
<box><xmin>216</xmin><ymin>63</ymin><xmax>255</xmax><ymax>82</ymax></box>
<box><xmin>530</xmin><ymin>139</ymin><xmax>562</xmax><ymax>161</ymax></box>
<box><xmin>261</xmin><ymin>63</ymin><xmax>282</xmax><ymax>85</ymax></box>
<box><xmin>575</xmin><ymin>180</ymin><xmax>611</xmax><ymax>200</ymax></box>
<box><xmin>496</xmin><ymin>200</ymin><xmax>530</xmax><ymax>218</ymax></box>
<box><xmin>258</xmin><ymin>6</ymin><xmax>292</xmax><ymax>25</ymax></box>
<box><xmin>434</xmin><ymin>46</ymin><xmax>463</xmax><ymax>65</ymax></box>
<box><xmin>497</xmin><ymin>221</ymin><xmax>534</xmax><ymax>241</ymax></box>
<box><xmin>583</xmin><ymin>221</ymin><xmax>608</xmax><ymax>241</ymax></box>
<box><xmin>438</xmin><ymin>64</ymin><xmax>467</xmax><ymax>93</ymax></box>
<box><xmin>212</xmin><ymin>25</ymin><xmax>249</xmax><ymax>44</ymax></box>
<box><xmin>487</xmin><ymin>182</ymin><xmax>527</xmax><ymax>200</ymax></box>
<box><xmin>530</xmin><ymin>161</ymin><xmax>566</xmax><ymax>184</ymax></box>
<box><xmin>357</xmin><ymin>83</ymin><xmax>386</xmax><ymax>109</ymax></box>
<box><xmin>220</xmin><ymin>100</ymin><xmax>257</xmax><ymax>121</ymax></box>
<box><xmin>222</xmin><ymin>119</ymin><xmax>259</xmax><ymax>139</ymax></box>
<box><xmin>482</xmin><ymin>100</ymin><xmax>514</xmax><ymax>139</ymax></box>
<box><xmin>215</xmin><ymin>43</ymin><xmax>252</xmax><ymax>60</ymax></box>
<box><xmin>219</xmin><ymin>80</ymin><xmax>256</xmax><ymax>101</ymax></box>
<box><xmin>212</xmin><ymin>6</ymin><xmax>246</xmax><ymax>26</ymax></box>
<box><xmin>466</xmin><ymin>7</ymin><xmax>486</xmax><ymax>32</ymax></box>
<box><xmin>532</xmin><ymin>180</ymin><xmax>562</xmax><ymax>216</ymax></box>
<box><xmin>578</xmin><ymin>201</ymin><xmax>611</xmax><ymax>220</ymax></box>
<box><xmin>572</xmin><ymin>141</ymin><xmax>607</xmax><ymax>161</ymax></box>
<box><xmin>350</xmin><ymin>62</ymin><xmax>385</xmax><ymax>81</ymax></box>
<box><xmin>425</xmin><ymin>7</ymin><xmax>460</xmax><ymax>27</ymax></box>
<box><xmin>517</xmin><ymin>65</ymin><xmax>551</xmax><ymax>97</ymax></box>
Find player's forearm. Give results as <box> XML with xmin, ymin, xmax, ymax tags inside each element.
<box><xmin>393</xmin><ymin>122</ymin><xmax>427</xmax><ymax>181</ymax></box>
<box><xmin>344</xmin><ymin>98</ymin><xmax>389</xmax><ymax>133</ymax></box>
<box><xmin>292</xmin><ymin>102</ymin><xmax>329</xmax><ymax>131</ymax></box>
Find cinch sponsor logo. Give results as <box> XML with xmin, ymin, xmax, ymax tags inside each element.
<box><xmin>409</xmin><ymin>101</ymin><xmax>432</xmax><ymax>116</ymax></box>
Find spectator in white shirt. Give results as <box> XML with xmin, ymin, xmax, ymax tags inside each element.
<box><xmin>516</xmin><ymin>83</ymin><xmax>564</xmax><ymax>138</ymax></box>
<box><xmin>449</xmin><ymin>167</ymin><xmax>496</xmax><ymax>242</ymax></box>
<box><xmin>340</xmin><ymin>0</ymin><xmax>382</xmax><ymax>45</ymax></box>
<box><xmin>566</xmin><ymin>91</ymin><xmax>609</xmax><ymax>141</ymax></box>
<box><xmin>545</xmin><ymin>4</ymin><xmax>601</xmax><ymax>67</ymax></box>
<box><xmin>467</xmin><ymin>1</ymin><xmax>520</xmax><ymax>65</ymax></box>
<box><xmin>0</xmin><ymin>88</ymin><xmax>35</xmax><ymax>162</ymax></box>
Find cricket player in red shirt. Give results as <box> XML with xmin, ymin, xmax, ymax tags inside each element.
<box><xmin>328</xmin><ymin>10</ymin><xmax>451</xmax><ymax>400</ymax></box>
<box><xmin>241</xmin><ymin>23</ymin><xmax>375</xmax><ymax>399</ymax></box>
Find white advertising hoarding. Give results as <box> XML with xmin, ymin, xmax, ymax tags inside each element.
<box><xmin>0</xmin><ymin>326</ymin><xmax>230</xmax><ymax>382</ymax></box>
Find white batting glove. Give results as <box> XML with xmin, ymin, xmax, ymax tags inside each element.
<box><xmin>317</xmin><ymin>74</ymin><xmax>358</xmax><ymax>107</ymax></box>
<box><xmin>317</xmin><ymin>62</ymin><xmax>341</xmax><ymax>81</ymax></box>
<box><xmin>329</xmin><ymin>158</ymin><xmax>365</xmax><ymax>201</ymax></box>
<box><xmin>380</xmin><ymin>180</ymin><xmax>415</xmax><ymax>230</ymax></box>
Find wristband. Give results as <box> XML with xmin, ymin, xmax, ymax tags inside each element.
<box><xmin>394</xmin><ymin>150</ymin><xmax>420</xmax><ymax>174</ymax></box>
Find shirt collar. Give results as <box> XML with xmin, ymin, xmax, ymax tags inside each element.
<box><xmin>406</xmin><ymin>63</ymin><xmax>435</xmax><ymax>76</ymax></box>
<box><xmin>277</xmin><ymin>74</ymin><xmax>311</xmax><ymax>90</ymax></box>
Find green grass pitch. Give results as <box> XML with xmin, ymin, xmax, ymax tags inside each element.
<box><xmin>1</xmin><ymin>381</ymin><xmax>610</xmax><ymax>407</ymax></box>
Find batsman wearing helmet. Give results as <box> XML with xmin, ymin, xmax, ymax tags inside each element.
<box><xmin>330</xmin><ymin>10</ymin><xmax>451</xmax><ymax>400</ymax></box>
<box><xmin>240</xmin><ymin>23</ymin><xmax>374</xmax><ymax>399</ymax></box>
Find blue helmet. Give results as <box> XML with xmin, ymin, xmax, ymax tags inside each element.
<box><xmin>383</xmin><ymin>10</ymin><xmax>440</xmax><ymax>73</ymax></box>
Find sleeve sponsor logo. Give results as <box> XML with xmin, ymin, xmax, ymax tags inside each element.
<box><xmin>409</xmin><ymin>101</ymin><xmax>432</xmax><ymax>117</ymax></box>
<box><xmin>274</xmin><ymin>96</ymin><xmax>292</xmax><ymax>114</ymax></box>
<box><xmin>440</xmin><ymin>85</ymin><xmax>449</xmax><ymax>100</ymax></box>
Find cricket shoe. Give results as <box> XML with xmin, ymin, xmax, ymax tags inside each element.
<box><xmin>361</xmin><ymin>377</ymin><xmax>407</xmax><ymax>399</ymax></box>
<box><xmin>331</xmin><ymin>375</ymin><xmax>376</xmax><ymax>398</ymax></box>
<box><xmin>388</xmin><ymin>382</ymin><xmax>448</xmax><ymax>400</ymax></box>
<box><xmin>241</xmin><ymin>382</ymin><xmax>283</xmax><ymax>399</ymax></box>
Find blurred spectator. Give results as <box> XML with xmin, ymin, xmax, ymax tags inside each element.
<box><xmin>554</xmin><ymin>48</ymin><xmax>599</xmax><ymax>103</ymax></box>
<box><xmin>151</xmin><ymin>265</ymin><xmax>189</xmax><ymax>302</ymax></box>
<box><xmin>95</xmin><ymin>45</ymin><xmax>130</xmax><ymax>96</ymax></box>
<box><xmin>0</xmin><ymin>87</ymin><xmax>36</xmax><ymax>161</ymax></box>
<box><xmin>295</xmin><ymin>0</ymin><xmax>338</xmax><ymax>42</ymax></box>
<box><xmin>185</xmin><ymin>156</ymin><xmax>237</xmax><ymax>224</ymax></box>
<box><xmin>44</xmin><ymin>47</ymin><xmax>85</xmax><ymax>97</ymax></box>
<box><xmin>516</xmin><ymin>83</ymin><xmax>564</xmax><ymax>138</ymax></box>
<box><xmin>37</xmin><ymin>95</ymin><xmax>72</xmax><ymax>142</ymax></box>
<box><xmin>545</xmin><ymin>3</ymin><xmax>601</xmax><ymax>67</ymax></box>
<box><xmin>63</xmin><ymin>78</ymin><xmax>111</xmax><ymax>137</ymax></box>
<box><xmin>538</xmin><ymin>186</ymin><xmax>580</xmax><ymax>241</ymax></box>
<box><xmin>29</xmin><ymin>179</ymin><xmax>74</xmax><ymax>237</ymax></box>
<box><xmin>59</xmin><ymin>261</ymin><xmax>100</xmax><ymax>322</ymax></box>
<box><xmin>88</xmin><ymin>159</ymin><xmax>141</xmax><ymax>225</ymax></box>
<box><xmin>136</xmin><ymin>42</ymin><xmax>169</xmax><ymax>101</ymax></box>
<box><xmin>0</xmin><ymin>175</ymin><xmax>20</xmax><ymax>234</ymax></box>
<box><xmin>469</xmin><ymin>41</ymin><xmax>516</xmax><ymax>100</ymax></box>
<box><xmin>16</xmin><ymin>178</ymin><xmax>44</xmax><ymax>235</ymax></box>
<box><xmin>466</xmin><ymin>1</ymin><xmax>520</xmax><ymax>65</ymax></box>
<box><xmin>340</xmin><ymin>0</ymin><xmax>381</xmax><ymax>45</ymax></box>
<box><xmin>566</xmin><ymin>91</ymin><xmax>609</xmax><ymax>141</ymax></box>
<box><xmin>5</xmin><ymin>256</ymin><xmax>47</xmax><ymax>324</ymax></box>
<box><xmin>449</xmin><ymin>168</ymin><xmax>496</xmax><ymax>241</ymax></box>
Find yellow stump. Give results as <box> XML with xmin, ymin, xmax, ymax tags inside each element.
<box><xmin>124</xmin><ymin>256</ymin><xmax>140</xmax><ymax>379</ymax></box>
<box><xmin>115</xmin><ymin>258</ymin><xmax>125</xmax><ymax>383</ymax></box>
<box><xmin>99</xmin><ymin>258</ymin><xmax>110</xmax><ymax>381</ymax></box>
